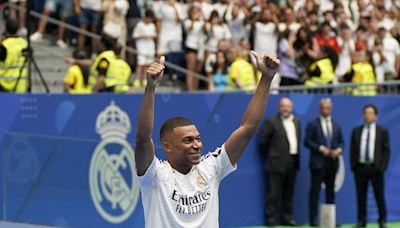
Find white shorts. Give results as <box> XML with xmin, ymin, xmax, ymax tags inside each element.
<box><xmin>137</xmin><ymin>53</ymin><xmax>154</xmax><ymax>66</ymax></box>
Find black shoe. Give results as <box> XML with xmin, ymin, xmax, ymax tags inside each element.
<box><xmin>354</xmin><ymin>222</ymin><xmax>366</xmax><ymax>228</ymax></box>
<box><xmin>282</xmin><ymin>219</ymin><xmax>297</xmax><ymax>226</ymax></box>
<box><xmin>266</xmin><ymin>218</ymin><xmax>276</xmax><ymax>227</ymax></box>
<box><xmin>310</xmin><ymin>222</ymin><xmax>319</xmax><ymax>227</ymax></box>
<box><xmin>379</xmin><ymin>222</ymin><xmax>387</xmax><ymax>228</ymax></box>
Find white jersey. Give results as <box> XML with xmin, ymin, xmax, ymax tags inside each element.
<box><xmin>138</xmin><ymin>144</ymin><xmax>236</xmax><ymax>228</ymax></box>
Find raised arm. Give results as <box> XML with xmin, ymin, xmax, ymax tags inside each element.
<box><xmin>135</xmin><ymin>56</ymin><xmax>165</xmax><ymax>176</ymax></box>
<box><xmin>225</xmin><ymin>51</ymin><xmax>280</xmax><ymax>165</ymax></box>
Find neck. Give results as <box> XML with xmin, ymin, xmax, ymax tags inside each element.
<box><xmin>169</xmin><ymin>160</ymin><xmax>193</xmax><ymax>174</ymax></box>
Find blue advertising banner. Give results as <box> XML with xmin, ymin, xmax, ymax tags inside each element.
<box><xmin>0</xmin><ymin>93</ymin><xmax>399</xmax><ymax>227</ymax></box>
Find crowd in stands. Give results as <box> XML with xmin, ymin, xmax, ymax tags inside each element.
<box><xmin>1</xmin><ymin>0</ymin><xmax>400</xmax><ymax>94</ymax></box>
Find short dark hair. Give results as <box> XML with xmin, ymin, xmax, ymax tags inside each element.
<box><xmin>160</xmin><ymin>117</ymin><xmax>194</xmax><ymax>140</ymax></box>
<box><xmin>100</xmin><ymin>33</ymin><xmax>117</xmax><ymax>50</ymax></box>
<box><xmin>5</xmin><ymin>19</ymin><xmax>18</xmax><ymax>35</ymax></box>
<box><xmin>363</xmin><ymin>104</ymin><xmax>378</xmax><ymax>115</ymax></box>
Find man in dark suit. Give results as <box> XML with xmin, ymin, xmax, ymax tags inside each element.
<box><xmin>259</xmin><ymin>97</ymin><xmax>301</xmax><ymax>227</ymax></box>
<box><xmin>350</xmin><ymin>104</ymin><xmax>390</xmax><ymax>228</ymax></box>
<box><xmin>304</xmin><ymin>98</ymin><xmax>344</xmax><ymax>226</ymax></box>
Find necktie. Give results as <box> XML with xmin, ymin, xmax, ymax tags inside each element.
<box><xmin>325</xmin><ymin>118</ymin><xmax>332</xmax><ymax>149</ymax></box>
<box><xmin>365</xmin><ymin>124</ymin><xmax>371</xmax><ymax>163</ymax></box>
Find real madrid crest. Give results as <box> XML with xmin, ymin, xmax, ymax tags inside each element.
<box><xmin>89</xmin><ymin>101</ymin><xmax>139</xmax><ymax>224</ymax></box>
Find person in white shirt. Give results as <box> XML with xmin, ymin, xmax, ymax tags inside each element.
<box><xmin>135</xmin><ymin>51</ymin><xmax>280</xmax><ymax>228</ymax></box>
<box><xmin>204</xmin><ymin>10</ymin><xmax>232</xmax><ymax>55</ymax></box>
<box><xmin>183</xmin><ymin>4</ymin><xmax>205</xmax><ymax>91</ymax></box>
<box><xmin>258</xmin><ymin>97</ymin><xmax>301</xmax><ymax>227</ymax></box>
<box><xmin>132</xmin><ymin>9</ymin><xmax>157</xmax><ymax>88</ymax></box>
<box><xmin>156</xmin><ymin>0</ymin><xmax>185</xmax><ymax>56</ymax></box>
<box><xmin>251</xmin><ymin>7</ymin><xmax>279</xmax><ymax>57</ymax></box>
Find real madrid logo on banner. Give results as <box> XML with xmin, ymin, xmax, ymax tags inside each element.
<box><xmin>89</xmin><ymin>101</ymin><xmax>139</xmax><ymax>224</ymax></box>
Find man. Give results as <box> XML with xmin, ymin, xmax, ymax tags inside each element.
<box><xmin>135</xmin><ymin>51</ymin><xmax>280</xmax><ymax>227</ymax></box>
<box><xmin>350</xmin><ymin>104</ymin><xmax>390</xmax><ymax>228</ymax></box>
<box><xmin>304</xmin><ymin>98</ymin><xmax>344</xmax><ymax>226</ymax></box>
<box><xmin>89</xmin><ymin>33</ymin><xmax>129</xmax><ymax>93</ymax></box>
<box><xmin>0</xmin><ymin>19</ymin><xmax>28</xmax><ymax>93</ymax></box>
<box><xmin>259</xmin><ymin>97</ymin><xmax>301</xmax><ymax>227</ymax></box>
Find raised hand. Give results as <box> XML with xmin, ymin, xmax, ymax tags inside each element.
<box><xmin>250</xmin><ymin>51</ymin><xmax>280</xmax><ymax>81</ymax></box>
<box><xmin>146</xmin><ymin>56</ymin><xmax>165</xmax><ymax>86</ymax></box>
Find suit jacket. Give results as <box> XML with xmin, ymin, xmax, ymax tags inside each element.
<box><xmin>259</xmin><ymin>114</ymin><xmax>301</xmax><ymax>172</ymax></box>
<box><xmin>304</xmin><ymin>117</ymin><xmax>344</xmax><ymax>170</ymax></box>
<box><xmin>350</xmin><ymin>124</ymin><xmax>390</xmax><ymax>172</ymax></box>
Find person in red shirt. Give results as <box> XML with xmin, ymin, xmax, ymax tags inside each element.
<box><xmin>315</xmin><ymin>21</ymin><xmax>341</xmax><ymax>53</ymax></box>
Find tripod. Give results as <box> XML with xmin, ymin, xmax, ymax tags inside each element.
<box><xmin>12</xmin><ymin>0</ymin><xmax>49</xmax><ymax>93</ymax></box>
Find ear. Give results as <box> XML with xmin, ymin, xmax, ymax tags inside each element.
<box><xmin>162</xmin><ymin>141</ymin><xmax>172</xmax><ymax>154</ymax></box>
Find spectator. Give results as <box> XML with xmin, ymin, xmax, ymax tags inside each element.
<box><xmin>183</xmin><ymin>4</ymin><xmax>205</xmax><ymax>91</ymax></box>
<box><xmin>373</xmin><ymin>27</ymin><xmax>400</xmax><ymax>81</ymax></box>
<box><xmin>251</xmin><ymin>7</ymin><xmax>279</xmax><ymax>57</ymax></box>
<box><xmin>193</xmin><ymin>0</ymin><xmax>213</xmax><ymax>21</ymax></box>
<box><xmin>204</xmin><ymin>39</ymin><xmax>229</xmax><ymax>91</ymax></box>
<box><xmin>101</xmin><ymin>0</ymin><xmax>129</xmax><ymax>59</ymax></box>
<box><xmin>155</xmin><ymin>0</ymin><xmax>185</xmax><ymax>57</ymax></box>
<box><xmin>278</xmin><ymin>29</ymin><xmax>304</xmax><ymax>86</ymax></box>
<box><xmin>0</xmin><ymin>19</ymin><xmax>28</xmax><ymax>93</ymax></box>
<box><xmin>223</xmin><ymin>1</ymin><xmax>250</xmax><ymax>45</ymax></box>
<box><xmin>294</xmin><ymin>26</ymin><xmax>320</xmax><ymax>68</ymax></box>
<box><xmin>304</xmin><ymin>98</ymin><xmax>344</xmax><ymax>227</ymax></box>
<box><xmin>29</xmin><ymin>0</ymin><xmax>72</xmax><ymax>48</ymax></box>
<box><xmin>204</xmin><ymin>10</ymin><xmax>231</xmax><ymax>55</ymax></box>
<box><xmin>132</xmin><ymin>9</ymin><xmax>157</xmax><ymax>89</ymax></box>
<box><xmin>315</xmin><ymin>21</ymin><xmax>341</xmax><ymax>53</ymax></box>
<box><xmin>73</xmin><ymin>0</ymin><xmax>102</xmax><ymax>55</ymax></box>
<box><xmin>64</xmin><ymin>50</ymin><xmax>92</xmax><ymax>93</ymax></box>
<box><xmin>278</xmin><ymin>6</ymin><xmax>302</xmax><ymax>34</ymax></box>
<box><xmin>226</xmin><ymin>45</ymin><xmax>258</xmax><ymax>92</ymax></box>
<box><xmin>7</xmin><ymin>0</ymin><xmax>27</xmax><ymax>36</ymax></box>
<box><xmin>336</xmin><ymin>23</ymin><xmax>355</xmax><ymax>80</ymax></box>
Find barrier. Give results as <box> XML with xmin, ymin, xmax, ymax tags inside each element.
<box><xmin>0</xmin><ymin>93</ymin><xmax>399</xmax><ymax>227</ymax></box>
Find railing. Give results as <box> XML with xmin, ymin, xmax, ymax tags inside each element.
<box><xmin>274</xmin><ymin>80</ymin><xmax>400</xmax><ymax>95</ymax></box>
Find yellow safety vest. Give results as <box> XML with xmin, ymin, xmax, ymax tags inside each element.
<box><xmin>0</xmin><ymin>37</ymin><xmax>28</xmax><ymax>93</ymax></box>
<box><xmin>305</xmin><ymin>58</ymin><xmax>335</xmax><ymax>87</ymax></box>
<box><xmin>64</xmin><ymin>65</ymin><xmax>92</xmax><ymax>94</ymax></box>
<box><xmin>90</xmin><ymin>50</ymin><xmax>118</xmax><ymax>90</ymax></box>
<box><xmin>351</xmin><ymin>62</ymin><xmax>377</xmax><ymax>96</ymax></box>
<box><xmin>113</xmin><ymin>59</ymin><xmax>131</xmax><ymax>93</ymax></box>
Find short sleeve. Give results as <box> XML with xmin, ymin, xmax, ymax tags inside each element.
<box><xmin>201</xmin><ymin>144</ymin><xmax>237</xmax><ymax>181</ymax></box>
<box><xmin>137</xmin><ymin>156</ymin><xmax>158</xmax><ymax>188</ymax></box>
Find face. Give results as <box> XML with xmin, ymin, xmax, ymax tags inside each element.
<box><xmin>319</xmin><ymin>100</ymin><xmax>332</xmax><ymax>117</ymax></box>
<box><xmin>279</xmin><ymin>98</ymin><xmax>293</xmax><ymax>118</ymax></box>
<box><xmin>363</xmin><ymin>107</ymin><xmax>377</xmax><ymax>124</ymax></box>
<box><xmin>163</xmin><ymin>125</ymin><xmax>203</xmax><ymax>171</ymax></box>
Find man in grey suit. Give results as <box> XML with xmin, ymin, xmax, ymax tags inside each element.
<box><xmin>259</xmin><ymin>97</ymin><xmax>301</xmax><ymax>227</ymax></box>
<box><xmin>351</xmin><ymin>104</ymin><xmax>390</xmax><ymax>228</ymax></box>
<box><xmin>304</xmin><ymin>98</ymin><xmax>344</xmax><ymax>227</ymax></box>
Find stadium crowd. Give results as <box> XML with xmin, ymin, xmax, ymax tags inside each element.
<box><xmin>0</xmin><ymin>0</ymin><xmax>399</xmax><ymax>94</ymax></box>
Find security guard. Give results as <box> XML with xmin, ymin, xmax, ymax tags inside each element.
<box><xmin>90</xmin><ymin>33</ymin><xmax>119</xmax><ymax>92</ymax></box>
<box><xmin>64</xmin><ymin>50</ymin><xmax>92</xmax><ymax>94</ymax></box>
<box><xmin>341</xmin><ymin>48</ymin><xmax>377</xmax><ymax>96</ymax></box>
<box><xmin>305</xmin><ymin>46</ymin><xmax>337</xmax><ymax>88</ymax></box>
<box><xmin>0</xmin><ymin>19</ymin><xmax>28</xmax><ymax>93</ymax></box>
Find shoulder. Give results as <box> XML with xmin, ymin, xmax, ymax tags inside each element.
<box><xmin>376</xmin><ymin>124</ymin><xmax>388</xmax><ymax>133</ymax></box>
